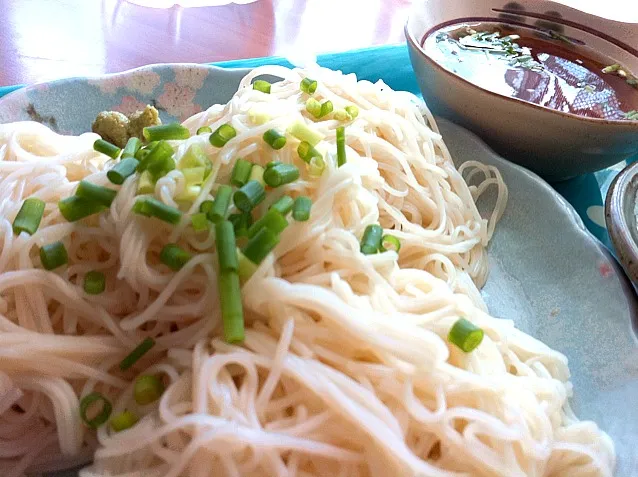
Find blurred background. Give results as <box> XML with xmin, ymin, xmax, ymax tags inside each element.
<box><xmin>0</xmin><ymin>0</ymin><xmax>635</xmax><ymax>86</ymax></box>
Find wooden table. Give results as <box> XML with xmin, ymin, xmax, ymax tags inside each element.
<box><xmin>0</xmin><ymin>0</ymin><xmax>413</xmax><ymax>86</ymax></box>
<box><xmin>0</xmin><ymin>0</ymin><xmax>633</xmax><ymax>87</ymax></box>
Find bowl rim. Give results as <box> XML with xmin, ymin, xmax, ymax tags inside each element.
<box><xmin>606</xmin><ymin>160</ymin><xmax>638</xmax><ymax>283</ymax></box>
<box><xmin>404</xmin><ymin>11</ymin><xmax>638</xmax><ymax>129</ymax></box>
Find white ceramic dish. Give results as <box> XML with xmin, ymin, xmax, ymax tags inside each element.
<box><xmin>406</xmin><ymin>0</ymin><xmax>638</xmax><ymax>181</ymax></box>
<box><xmin>0</xmin><ymin>65</ymin><xmax>636</xmax><ymax>476</ymax></box>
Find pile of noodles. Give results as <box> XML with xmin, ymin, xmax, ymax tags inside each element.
<box><xmin>0</xmin><ymin>66</ymin><xmax>614</xmax><ymax>477</ymax></box>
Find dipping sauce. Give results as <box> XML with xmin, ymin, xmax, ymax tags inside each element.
<box><xmin>424</xmin><ymin>22</ymin><xmax>638</xmax><ymax>121</ymax></box>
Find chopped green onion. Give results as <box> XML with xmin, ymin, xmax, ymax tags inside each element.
<box><xmin>448</xmin><ymin>318</ymin><xmax>484</xmax><ymax>352</ymax></box>
<box><xmin>94</xmin><ymin>139</ymin><xmax>121</xmax><ymax>159</ymax></box>
<box><xmin>83</xmin><ymin>271</ymin><xmax>106</xmax><ymax>295</ymax></box>
<box><xmin>182</xmin><ymin>167</ymin><xmax>206</xmax><ymax>185</ymax></box>
<box><xmin>308</xmin><ymin>155</ymin><xmax>326</xmax><ymax>177</ymax></box>
<box><xmin>333</xmin><ymin>109</ymin><xmax>349</xmax><ymax>121</ymax></box>
<box><xmin>248</xmin><ymin>209</ymin><xmax>288</xmax><ymax>238</ymax></box>
<box><xmin>266</xmin><ymin>160</ymin><xmax>281</xmax><ymax>169</ymax></box>
<box><xmin>231</xmin><ymin>158</ymin><xmax>253</xmax><ymax>187</ymax></box>
<box><xmin>58</xmin><ymin>196</ymin><xmax>105</xmax><ymax>222</ymax></box>
<box><xmin>380</xmin><ymin>235</ymin><xmax>401</xmax><ymax>253</ymax></box>
<box><xmin>200</xmin><ymin>200</ymin><xmax>214</xmax><ymax>215</ymax></box>
<box><xmin>132</xmin><ymin>197</ymin><xmax>182</xmax><ymax>225</ymax></box>
<box><xmin>143</xmin><ymin>123</ymin><xmax>190</xmax><ymax>142</ymax></box>
<box><xmin>263</xmin><ymin>129</ymin><xmax>287</xmax><ymax>150</ymax></box>
<box><xmin>209</xmin><ymin>123</ymin><xmax>237</xmax><ymax>148</ymax></box>
<box><xmin>297</xmin><ymin>141</ymin><xmax>322</xmax><ymax>164</ymax></box>
<box><xmin>107</xmin><ymin>157</ymin><xmax>139</xmax><ymax>185</ymax></box>
<box><xmin>135</xmin><ymin>148</ymin><xmax>150</xmax><ymax>163</ymax></box>
<box><xmin>137</xmin><ymin>170</ymin><xmax>155</xmax><ymax>195</ymax></box>
<box><xmin>208</xmin><ymin>185</ymin><xmax>233</xmax><ymax>223</ymax></box>
<box><xmin>110</xmin><ymin>410</ymin><xmax>139</xmax><ymax>432</ymax></box>
<box><xmin>287</xmin><ymin>121</ymin><xmax>324</xmax><ymax>146</ymax></box>
<box><xmin>345</xmin><ymin>105</ymin><xmax>359</xmax><ymax>119</ymax></box>
<box><xmin>263</xmin><ymin>164</ymin><xmax>300</xmax><ymax>188</ymax></box>
<box><xmin>76</xmin><ymin>181</ymin><xmax>117</xmax><ymax>208</ymax></box>
<box><xmin>175</xmin><ymin>185</ymin><xmax>201</xmax><ymax>202</ymax></box>
<box><xmin>40</xmin><ymin>241</ymin><xmax>68</xmax><ymax>270</ymax></box>
<box><xmin>320</xmin><ymin>101</ymin><xmax>334</xmax><ymax>118</ymax></box>
<box><xmin>300</xmin><ymin>78</ymin><xmax>318</xmax><ymax>94</ymax></box>
<box><xmin>249</xmin><ymin>164</ymin><xmax>265</xmax><ymax>186</ymax></box>
<box><xmin>119</xmin><ymin>337</ymin><xmax>156</xmax><ymax>371</ymax></box>
<box><xmin>360</xmin><ymin>224</ymin><xmax>383</xmax><ymax>255</ymax></box>
<box><xmin>336</xmin><ymin>126</ymin><xmax>347</xmax><ymax>167</ymax></box>
<box><xmin>602</xmin><ymin>63</ymin><xmax>621</xmax><ymax>74</ymax></box>
<box><xmin>12</xmin><ymin>198</ymin><xmax>45</xmax><ymax>236</ymax></box>
<box><xmin>178</xmin><ymin>144</ymin><xmax>209</xmax><ymax>172</ymax></box>
<box><xmin>242</xmin><ymin>227</ymin><xmax>279</xmax><ymax>265</ymax></box>
<box><xmin>270</xmin><ymin>195</ymin><xmax>294</xmax><ymax>215</ymax></box>
<box><xmin>79</xmin><ymin>392</ymin><xmax>112</xmax><ymax>429</ymax></box>
<box><xmin>218</xmin><ymin>271</ymin><xmax>244</xmax><ymax>343</ymax></box>
<box><xmin>216</xmin><ymin>220</ymin><xmax>239</xmax><ymax>272</ymax></box>
<box><xmin>147</xmin><ymin>155</ymin><xmax>175</xmax><ymax>181</ymax></box>
<box><xmin>306</xmin><ymin>98</ymin><xmax>322</xmax><ymax>118</ymax></box>
<box><xmin>160</xmin><ymin>243</ymin><xmax>192</xmax><ymax>271</ymax></box>
<box><xmin>122</xmin><ymin>137</ymin><xmax>142</xmax><ymax>158</ymax></box>
<box><xmin>233</xmin><ymin>181</ymin><xmax>266</xmax><ymax>212</ymax></box>
<box><xmin>229</xmin><ymin>213</ymin><xmax>253</xmax><ymax>237</ymax></box>
<box><xmin>292</xmin><ymin>196</ymin><xmax>311</xmax><ymax>222</ymax></box>
<box><xmin>237</xmin><ymin>249</ymin><xmax>258</xmax><ymax>282</ymax></box>
<box><xmin>197</xmin><ymin>126</ymin><xmax>212</xmax><ymax>135</ymax></box>
<box><xmin>133</xmin><ymin>375</ymin><xmax>164</xmax><ymax>405</ymax></box>
<box><xmin>253</xmin><ymin>80</ymin><xmax>271</xmax><ymax>94</ymax></box>
<box><xmin>137</xmin><ymin>141</ymin><xmax>174</xmax><ymax>172</ymax></box>
<box><xmin>191</xmin><ymin>212</ymin><xmax>209</xmax><ymax>231</ymax></box>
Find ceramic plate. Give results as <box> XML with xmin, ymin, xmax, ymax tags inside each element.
<box><xmin>0</xmin><ymin>65</ymin><xmax>636</xmax><ymax>477</ymax></box>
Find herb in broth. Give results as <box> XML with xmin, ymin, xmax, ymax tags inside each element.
<box><xmin>626</xmin><ymin>110</ymin><xmax>638</xmax><ymax>120</ymax></box>
<box><xmin>602</xmin><ymin>63</ymin><xmax>638</xmax><ymax>90</ymax></box>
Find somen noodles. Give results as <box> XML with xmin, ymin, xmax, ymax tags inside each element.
<box><xmin>0</xmin><ymin>66</ymin><xmax>614</xmax><ymax>477</ymax></box>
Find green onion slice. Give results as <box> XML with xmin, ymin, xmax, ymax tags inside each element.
<box><xmin>269</xmin><ymin>195</ymin><xmax>294</xmax><ymax>215</ymax></box>
<box><xmin>40</xmin><ymin>241</ymin><xmax>68</xmax><ymax>270</ymax></box>
<box><xmin>134</xmin><ymin>375</ymin><xmax>164</xmax><ymax>405</ymax></box>
<box><xmin>238</xmin><ymin>249</ymin><xmax>258</xmax><ymax>283</ymax></box>
<box><xmin>122</xmin><ymin>137</ymin><xmax>142</xmax><ymax>158</ymax></box>
<box><xmin>297</xmin><ymin>141</ymin><xmax>322</xmax><ymax>164</ymax></box>
<box><xmin>199</xmin><ymin>200</ymin><xmax>214</xmax><ymax>215</ymax></box>
<box><xmin>119</xmin><ymin>337</ymin><xmax>156</xmax><ymax>371</ymax></box>
<box><xmin>76</xmin><ymin>181</ymin><xmax>117</xmax><ymax>208</ymax></box>
<box><xmin>380</xmin><ymin>235</ymin><xmax>401</xmax><ymax>253</ymax></box>
<box><xmin>84</xmin><ymin>271</ymin><xmax>106</xmax><ymax>295</ymax></box>
<box><xmin>306</xmin><ymin>98</ymin><xmax>322</xmax><ymax>118</ymax></box>
<box><xmin>263</xmin><ymin>164</ymin><xmax>299</xmax><ymax>188</ymax></box>
<box><xmin>233</xmin><ymin>181</ymin><xmax>266</xmax><ymax>213</ymax></box>
<box><xmin>107</xmin><ymin>157</ymin><xmax>139</xmax><ymax>185</ymax></box>
<box><xmin>12</xmin><ymin>198</ymin><xmax>45</xmax><ymax>236</ymax></box>
<box><xmin>110</xmin><ymin>410</ymin><xmax>139</xmax><ymax>432</ymax></box>
<box><xmin>143</xmin><ymin>123</ymin><xmax>190</xmax><ymax>142</ymax></box>
<box><xmin>209</xmin><ymin>123</ymin><xmax>237</xmax><ymax>148</ymax></box>
<box><xmin>219</xmin><ymin>271</ymin><xmax>244</xmax><ymax>343</ymax></box>
<box><xmin>215</xmin><ymin>220</ymin><xmax>239</xmax><ymax>273</ymax></box>
<box><xmin>231</xmin><ymin>158</ymin><xmax>253</xmax><ymax>187</ymax></box>
<box><xmin>249</xmin><ymin>164</ymin><xmax>265</xmax><ymax>186</ymax></box>
<box><xmin>80</xmin><ymin>392</ymin><xmax>112</xmax><ymax>428</ymax></box>
<box><xmin>263</xmin><ymin>129</ymin><xmax>287</xmax><ymax>150</ymax></box>
<box><xmin>197</xmin><ymin>126</ymin><xmax>212</xmax><ymax>135</ymax></box>
<box><xmin>132</xmin><ymin>197</ymin><xmax>182</xmax><ymax>225</ymax></box>
<box><xmin>94</xmin><ymin>139</ymin><xmax>121</xmax><ymax>159</ymax></box>
<box><xmin>160</xmin><ymin>243</ymin><xmax>192</xmax><ymax>271</ymax></box>
<box><xmin>191</xmin><ymin>212</ymin><xmax>209</xmax><ymax>231</ymax></box>
<box><xmin>253</xmin><ymin>80</ymin><xmax>271</xmax><ymax>94</ymax></box>
<box><xmin>360</xmin><ymin>224</ymin><xmax>383</xmax><ymax>255</ymax></box>
<box><xmin>320</xmin><ymin>100</ymin><xmax>334</xmax><ymax>118</ymax></box>
<box><xmin>292</xmin><ymin>196</ymin><xmax>311</xmax><ymax>222</ymax></box>
<box><xmin>242</xmin><ymin>227</ymin><xmax>279</xmax><ymax>265</ymax></box>
<box><xmin>336</xmin><ymin>126</ymin><xmax>347</xmax><ymax>167</ymax></box>
<box><xmin>300</xmin><ymin>78</ymin><xmax>318</xmax><ymax>94</ymax></box>
<box><xmin>229</xmin><ymin>213</ymin><xmax>253</xmax><ymax>237</ymax></box>
<box><xmin>58</xmin><ymin>196</ymin><xmax>105</xmax><ymax>222</ymax></box>
<box><xmin>208</xmin><ymin>185</ymin><xmax>233</xmax><ymax>223</ymax></box>
<box><xmin>345</xmin><ymin>105</ymin><xmax>359</xmax><ymax>119</ymax></box>
<box><xmin>448</xmin><ymin>318</ymin><xmax>484</xmax><ymax>353</ymax></box>
<box><xmin>248</xmin><ymin>209</ymin><xmax>288</xmax><ymax>238</ymax></box>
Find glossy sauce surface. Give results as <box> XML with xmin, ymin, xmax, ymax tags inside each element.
<box><xmin>424</xmin><ymin>22</ymin><xmax>638</xmax><ymax>120</ymax></box>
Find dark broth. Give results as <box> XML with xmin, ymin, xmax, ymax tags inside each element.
<box><xmin>423</xmin><ymin>22</ymin><xmax>638</xmax><ymax>120</ymax></box>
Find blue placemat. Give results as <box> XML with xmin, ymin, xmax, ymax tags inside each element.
<box><xmin>1</xmin><ymin>44</ymin><xmax>632</xmax><ymax>250</ymax></box>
